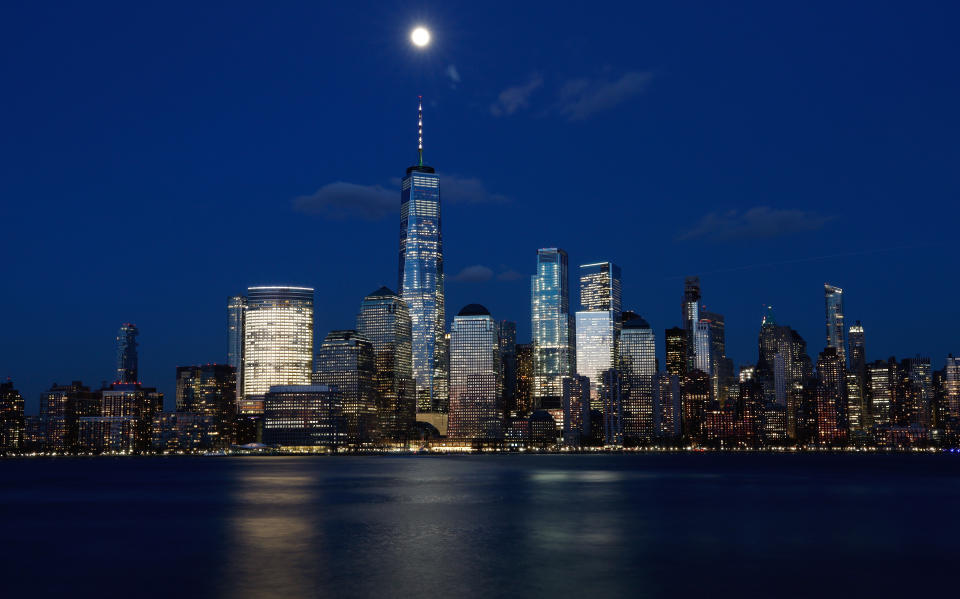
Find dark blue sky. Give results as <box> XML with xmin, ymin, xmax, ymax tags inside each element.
<box><xmin>2</xmin><ymin>1</ymin><xmax>958</xmax><ymax>411</ymax></box>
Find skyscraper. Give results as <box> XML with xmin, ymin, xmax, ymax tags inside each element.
<box><xmin>356</xmin><ymin>287</ymin><xmax>415</xmax><ymax>443</ymax></box>
<box><xmin>40</xmin><ymin>381</ymin><xmax>99</xmax><ymax>452</ymax></box>
<box><xmin>175</xmin><ymin>364</ymin><xmax>237</xmax><ymax>448</ymax></box>
<box><xmin>693</xmin><ymin>319</ymin><xmax>712</xmax><ymax>376</ymax></box>
<box><xmin>532</xmin><ymin>248</ymin><xmax>574</xmax><ymax>409</ymax></box>
<box><xmin>115</xmin><ymin>323</ymin><xmax>139</xmax><ymax>384</ymax></box>
<box><xmin>241</xmin><ymin>286</ymin><xmax>314</xmax><ymax>414</ymax></box>
<box><xmin>654</xmin><ymin>372</ymin><xmax>682</xmax><ymax>440</ymax></box>
<box><xmin>0</xmin><ymin>380</ymin><xmax>24</xmax><ymax>452</ymax></box>
<box><xmin>682</xmin><ymin>277</ymin><xmax>701</xmax><ymax>371</ymax></box>
<box><xmin>399</xmin><ymin>98</ymin><xmax>447</xmax><ymax>416</ymax></box>
<box><xmin>575</xmin><ymin>261</ymin><xmax>621</xmax><ymax>410</ymax></box>
<box><xmin>664</xmin><ymin>327</ymin><xmax>687</xmax><ymax>378</ymax></box>
<box><xmin>313</xmin><ymin>330</ymin><xmax>378</xmax><ymax>445</ymax></box>
<box><xmin>867</xmin><ymin>358</ymin><xmax>894</xmax><ymax>429</ymax></box>
<box><xmin>945</xmin><ymin>355</ymin><xmax>960</xmax><ymax>420</ymax></box>
<box><xmin>824</xmin><ymin>284</ymin><xmax>846</xmax><ymax>364</ymax></box>
<box><xmin>448</xmin><ymin>304</ymin><xmax>502</xmax><ymax>441</ymax></box>
<box><xmin>619</xmin><ymin>312</ymin><xmax>656</xmax><ymax>443</ymax></box>
<box><xmin>579</xmin><ymin>262</ymin><xmax>622</xmax><ymax>314</ymax></box>
<box><xmin>227</xmin><ymin>295</ymin><xmax>246</xmax><ymax>404</ymax></box>
<box><xmin>263</xmin><ymin>385</ymin><xmax>345</xmax><ymax>448</ymax></box>
<box><xmin>515</xmin><ymin>343</ymin><xmax>534</xmax><ymax>416</ymax></box>
<box><xmin>815</xmin><ymin>347</ymin><xmax>846</xmax><ymax>444</ymax></box>
<box><xmin>497</xmin><ymin>320</ymin><xmax>518</xmax><ymax>418</ymax></box>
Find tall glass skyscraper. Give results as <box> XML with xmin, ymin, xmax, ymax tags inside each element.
<box><xmin>619</xmin><ymin>313</ymin><xmax>656</xmax><ymax>443</ymax></box>
<box><xmin>824</xmin><ymin>283</ymin><xmax>846</xmax><ymax>364</ymax></box>
<box><xmin>532</xmin><ymin>248</ymin><xmax>574</xmax><ymax>409</ymax></box>
<box><xmin>356</xmin><ymin>287</ymin><xmax>415</xmax><ymax>443</ymax></box>
<box><xmin>115</xmin><ymin>323</ymin><xmax>139</xmax><ymax>384</ymax></box>
<box><xmin>448</xmin><ymin>304</ymin><xmax>501</xmax><ymax>441</ymax></box>
<box><xmin>579</xmin><ymin>262</ymin><xmax>622</xmax><ymax>314</ymax></box>
<box><xmin>313</xmin><ymin>330</ymin><xmax>378</xmax><ymax>445</ymax></box>
<box><xmin>399</xmin><ymin>98</ymin><xmax>447</xmax><ymax>415</ymax></box>
<box><xmin>682</xmin><ymin>277</ymin><xmax>701</xmax><ymax>371</ymax></box>
<box><xmin>242</xmin><ymin>286</ymin><xmax>314</xmax><ymax>414</ymax></box>
<box><xmin>227</xmin><ymin>295</ymin><xmax>246</xmax><ymax>404</ymax></box>
<box><xmin>576</xmin><ymin>310</ymin><xmax>616</xmax><ymax>410</ymax></box>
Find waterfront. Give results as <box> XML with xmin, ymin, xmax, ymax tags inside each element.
<box><xmin>2</xmin><ymin>454</ymin><xmax>958</xmax><ymax>597</ymax></box>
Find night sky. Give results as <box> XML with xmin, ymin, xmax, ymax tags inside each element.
<box><xmin>2</xmin><ymin>1</ymin><xmax>958</xmax><ymax>411</ymax></box>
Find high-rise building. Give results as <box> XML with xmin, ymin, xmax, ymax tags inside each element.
<box><xmin>175</xmin><ymin>364</ymin><xmax>237</xmax><ymax>448</ymax></box>
<box><xmin>815</xmin><ymin>347</ymin><xmax>846</xmax><ymax>444</ymax></box>
<box><xmin>100</xmin><ymin>383</ymin><xmax>164</xmax><ymax>453</ymax></box>
<box><xmin>619</xmin><ymin>313</ymin><xmax>656</xmax><ymax>444</ymax></box>
<box><xmin>898</xmin><ymin>356</ymin><xmax>932</xmax><ymax>429</ymax></box>
<box><xmin>40</xmin><ymin>381</ymin><xmax>99</xmax><ymax>452</ymax></box>
<box><xmin>515</xmin><ymin>343</ymin><xmax>534</xmax><ymax>416</ymax></box>
<box><xmin>867</xmin><ymin>358</ymin><xmax>895</xmax><ymax>429</ymax></box>
<box><xmin>576</xmin><ymin>310</ymin><xmax>616</xmax><ymax>410</ymax></box>
<box><xmin>600</xmin><ymin>368</ymin><xmax>622</xmax><ymax>446</ymax></box>
<box><xmin>151</xmin><ymin>413</ymin><xmax>219</xmax><ymax>453</ymax></box>
<box><xmin>498</xmin><ymin>320</ymin><xmax>518</xmax><ymax>419</ymax></box>
<box><xmin>562</xmin><ymin>374</ymin><xmax>591</xmax><ymax>442</ymax></box>
<box><xmin>115</xmin><ymin>323</ymin><xmax>139</xmax><ymax>384</ymax></box>
<box><xmin>701</xmin><ymin>309</ymin><xmax>733</xmax><ymax>403</ymax></box>
<box><xmin>227</xmin><ymin>295</ymin><xmax>246</xmax><ymax>404</ymax></box>
<box><xmin>263</xmin><ymin>385</ymin><xmax>345</xmax><ymax>448</ymax></box>
<box><xmin>579</xmin><ymin>262</ymin><xmax>622</xmax><ymax>314</ymax></box>
<box><xmin>847</xmin><ymin>321</ymin><xmax>868</xmax><ymax>434</ymax></box>
<box><xmin>313</xmin><ymin>330</ymin><xmax>378</xmax><ymax>445</ymax></box>
<box><xmin>682</xmin><ymin>369</ymin><xmax>711</xmax><ymax>444</ymax></box>
<box><xmin>0</xmin><ymin>380</ymin><xmax>25</xmax><ymax>452</ymax></box>
<box><xmin>399</xmin><ymin>98</ymin><xmax>447</xmax><ymax>416</ymax></box>
<box><xmin>356</xmin><ymin>287</ymin><xmax>415</xmax><ymax>443</ymax></box>
<box><xmin>693</xmin><ymin>319</ymin><xmax>712</xmax><ymax>377</ymax></box>
<box><xmin>654</xmin><ymin>372</ymin><xmax>682</xmax><ymax>440</ymax></box>
<box><xmin>664</xmin><ymin>327</ymin><xmax>687</xmax><ymax>378</ymax></box>
<box><xmin>532</xmin><ymin>248</ymin><xmax>574</xmax><ymax>409</ymax></box>
<box><xmin>448</xmin><ymin>304</ymin><xmax>502</xmax><ymax>441</ymax></box>
<box><xmin>241</xmin><ymin>286</ymin><xmax>314</xmax><ymax>414</ymax></box>
<box><xmin>824</xmin><ymin>284</ymin><xmax>846</xmax><ymax>365</ymax></box>
<box><xmin>682</xmin><ymin>277</ymin><xmax>701</xmax><ymax>371</ymax></box>
<box><xmin>945</xmin><ymin>355</ymin><xmax>960</xmax><ymax>420</ymax></box>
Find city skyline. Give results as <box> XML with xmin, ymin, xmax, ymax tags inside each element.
<box><xmin>2</xmin><ymin>2</ymin><xmax>958</xmax><ymax>414</ymax></box>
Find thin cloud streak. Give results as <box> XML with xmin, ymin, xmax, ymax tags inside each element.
<box><xmin>677</xmin><ymin>206</ymin><xmax>835</xmax><ymax>242</ymax></box>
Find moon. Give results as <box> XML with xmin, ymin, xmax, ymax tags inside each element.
<box><xmin>411</xmin><ymin>26</ymin><xmax>430</xmax><ymax>48</ymax></box>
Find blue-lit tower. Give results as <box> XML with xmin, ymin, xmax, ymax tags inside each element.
<box><xmin>399</xmin><ymin>97</ymin><xmax>447</xmax><ymax>414</ymax></box>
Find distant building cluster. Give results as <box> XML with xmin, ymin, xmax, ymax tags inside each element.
<box><xmin>2</xmin><ymin>102</ymin><xmax>959</xmax><ymax>455</ymax></box>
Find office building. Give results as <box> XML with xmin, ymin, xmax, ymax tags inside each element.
<box><xmin>619</xmin><ymin>313</ymin><xmax>656</xmax><ymax>443</ymax></box>
<box><xmin>498</xmin><ymin>320</ymin><xmax>518</xmax><ymax>418</ymax></box>
<box><xmin>824</xmin><ymin>284</ymin><xmax>846</xmax><ymax>364</ymax></box>
<box><xmin>448</xmin><ymin>304</ymin><xmax>502</xmax><ymax>441</ymax></box>
<box><xmin>0</xmin><ymin>380</ymin><xmax>25</xmax><ymax>452</ymax></box>
<box><xmin>40</xmin><ymin>381</ymin><xmax>99</xmax><ymax>452</ymax></box>
<box><xmin>398</xmin><ymin>98</ymin><xmax>447</xmax><ymax>415</ymax></box>
<box><xmin>263</xmin><ymin>385</ymin><xmax>345</xmax><ymax>448</ymax></box>
<box><xmin>313</xmin><ymin>330</ymin><xmax>378</xmax><ymax>445</ymax></box>
<box><xmin>227</xmin><ymin>295</ymin><xmax>246</xmax><ymax>403</ymax></box>
<box><xmin>515</xmin><ymin>343</ymin><xmax>534</xmax><ymax>416</ymax></box>
<box><xmin>532</xmin><ymin>248</ymin><xmax>574</xmax><ymax>409</ymax></box>
<box><xmin>682</xmin><ymin>277</ymin><xmax>701</xmax><ymax>371</ymax></box>
<box><xmin>654</xmin><ymin>372</ymin><xmax>682</xmax><ymax>440</ymax></box>
<box><xmin>175</xmin><ymin>364</ymin><xmax>237</xmax><ymax>448</ymax></box>
<box><xmin>115</xmin><ymin>323</ymin><xmax>139</xmax><ymax>384</ymax></box>
<box><xmin>356</xmin><ymin>287</ymin><xmax>415</xmax><ymax>443</ymax></box>
<box><xmin>241</xmin><ymin>286</ymin><xmax>314</xmax><ymax>414</ymax></box>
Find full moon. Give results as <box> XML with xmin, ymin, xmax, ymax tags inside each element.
<box><xmin>411</xmin><ymin>26</ymin><xmax>430</xmax><ymax>47</ymax></box>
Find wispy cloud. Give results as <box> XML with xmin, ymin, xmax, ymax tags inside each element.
<box><xmin>677</xmin><ymin>206</ymin><xmax>835</xmax><ymax>242</ymax></box>
<box><xmin>554</xmin><ymin>71</ymin><xmax>653</xmax><ymax>121</ymax></box>
<box><xmin>490</xmin><ymin>74</ymin><xmax>543</xmax><ymax>117</ymax></box>
<box><xmin>497</xmin><ymin>269</ymin><xmax>524</xmax><ymax>281</ymax></box>
<box><xmin>292</xmin><ymin>182</ymin><xmax>395</xmax><ymax>221</ymax></box>
<box><xmin>446</xmin><ymin>64</ymin><xmax>461</xmax><ymax>85</ymax></box>
<box><xmin>444</xmin><ymin>175</ymin><xmax>509</xmax><ymax>204</ymax></box>
<box><xmin>452</xmin><ymin>265</ymin><xmax>494</xmax><ymax>283</ymax></box>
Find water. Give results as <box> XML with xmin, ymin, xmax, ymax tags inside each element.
<box><xmin>2</xmin><ymin>453</ymin><xmax>957</xmax><ymax>598</ymax></box>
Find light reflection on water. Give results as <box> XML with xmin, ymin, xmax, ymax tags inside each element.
<box><xmin>3</xmin><ymin>454</ymin><xmax>960</xmax><ymax>598</ymax></box>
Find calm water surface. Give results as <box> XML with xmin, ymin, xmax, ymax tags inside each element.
<box><xmin>1</xmin><ymin>453</ymin><xmax>958</xmax><ymax>598</ymax></box>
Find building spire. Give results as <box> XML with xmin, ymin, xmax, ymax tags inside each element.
<box><xmin>418</xmin><ymin>95</ymin><xmax>423</xmax><ymax>166</ymax></box>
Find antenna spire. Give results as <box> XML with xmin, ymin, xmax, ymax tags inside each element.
<box><xmin>417</xmin><ymin>95</ymin><xmax>423</xmax><ymax>167</ymax></box>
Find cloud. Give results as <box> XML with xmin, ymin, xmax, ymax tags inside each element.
<box><xmin>554</xmin><ymin>71</ymin><xmax>652</xmax><ymax>121</ymax></box>
<box><xmin>677</xmin><ymin>206</ymin><xmax>835</xmax><ymax>242</ymax></box>
<box><xmin>443</xmin><ymin>175</ymin><xmax>509</xmax><ymax>204</ymax></box>
<box><xmin>452</xmin><ymin>265</ymin><xmax>494</xmax><ymax>283</ymax></box>
<box><xmin>292</xmin><ymin>182</ymin><xmax>395</xmax><ymax>220</ymax></box>
<box><xmin>490</xmin><ymin>74</ymin><xmax>543</xmax><ymax>116</ymax></box>
<box><xmin>446</xmin><ymin>65</ymin><xmax>461</xmax><ymax>84</ymax></box>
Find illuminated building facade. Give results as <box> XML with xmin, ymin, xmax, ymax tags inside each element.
<box><xmin>399</xmin><ymin>99</ymin><xmax>447</xmax><ymax>415</ymax></box>
<box><xmin>867</xmin><ymin>359</ymin><xmax>894</xmax><ymax>428</ymax></box>
<box><xmin>515</xmin><ymin>343</ymin><xmax>533</xmax><ymax>416</ymax></box>
<box><xmin>0</xmin><ymin>380</ymin><xmax>25</xmax><ymax>452</ymax></box>
<box><xmin>115</xmin><ymin>323</ymin><xmax>139</xmax><ymax>384</ymax></box>
<box><xmin>356</xmin><ymin>287</ymin><xmax>415</xmax><ymax>443</ymax></box>
<box><xmin>151</xmin><ymin>412</ymin><xmax>219</xmax><ymax>452</ymax></box>
<box><xmin>562</xmin><ymin>374</ymin><xmax>590</xmax><ymax>442</ymax></box>
<box><xmin>227</xmin><ymin>295</ymin><xmax>246</xmax><ymax>404</ymax></box>
<box><xmin>312</xmin><ymin>330</ymin><xmax>378</xmax><ymax>445</ymax></box>
<box><xmin>682</xmin><ymin>277</ymin><xmax>701</xmax><ymax>371</ymax></box>
<box><xmin>619</xmin><ymin>313</ymin><xmax>656</xmax><ymax>443</ymax></box>
<box><xmin>693</xmin><ymin>320</ymin><xmax>712</xmax><ymax>377</ymax></box>
<box><xmin>665</xmin><ymin>327</ymin><xmax>687</xmax><ymax>378</ymax></box>
<box><xmin>946</xmin><ymin>355</ymin><xmax>960</xmax><ymax>419</ymax></box>
<box><xmin>600</xmin><ymin>368</ymin><xmax>622</xmax><ymax>446</ymax></box>
<box><xmin>815</xmin><ymin>347</ymin><xmax>846</xmax><ymax>444</ymax></box>
<box><xmin>682</xmin><ymin>369</ymin><xmax>711</xmax><ymax>443</ymax></box>
<box><xmin>101</xmin><ymin>383</ymin><xmax>164</xmax><ymax>453</ymax></box>
<box><xmin>40</xmin><ymin>381</ymin><xmax>99</xmax><ymax>452</ymax></box>
<box><xmin>498</xmin><ymin>320</ymin><xmax>517</xmax><ymax>418</ymax></box>
<box><xmin>175</xmin><ymin>364</ymin><xmax>237</xmax><ymax>448</ymax></box>
<box><xmin>579</xmin><ymin>262</ymin><xmax>622</xmax><ymax>313</ymax></box>
<box><xmin>532</xmin><ymin>248</ymin><xmax>574</xmax><ymax>409</ymax></box>
<box><xmin>654</xmin><ymin>372</ymin><xmax>682</xmax><ymax>440</ymax></box>
<box><xmin>241</xmin><ymin>286</ymin><xmax>314</xmax><ymax>414</ymax></box>
<box><xmin>824</xmin><ymin>283</ymin><xmax>846</xmax><ymax>365</ymax></box>
<box><xmin>263</xmin><ymin>385</ymin><xmax>345</xmax><ymax>448</ymax></box>
<box><xmin>448</xmin><ymin>304</ymin><xmax>502</xmax><ymax>441</ymax></box>
<box><xmin>576</xmin><ymin>310</ymin><xmax>616</xmax><ymax>410</ymax></box>
<box><xmin>77</xmin><ymin>417</ymin><xmax>135</xmax><ymax>453</ymax></box>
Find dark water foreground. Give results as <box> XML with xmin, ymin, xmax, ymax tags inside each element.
<box><xmin>1</xmin><ymin>453</ymin><xmax>958</xmax><ymax>598</ymax></box>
